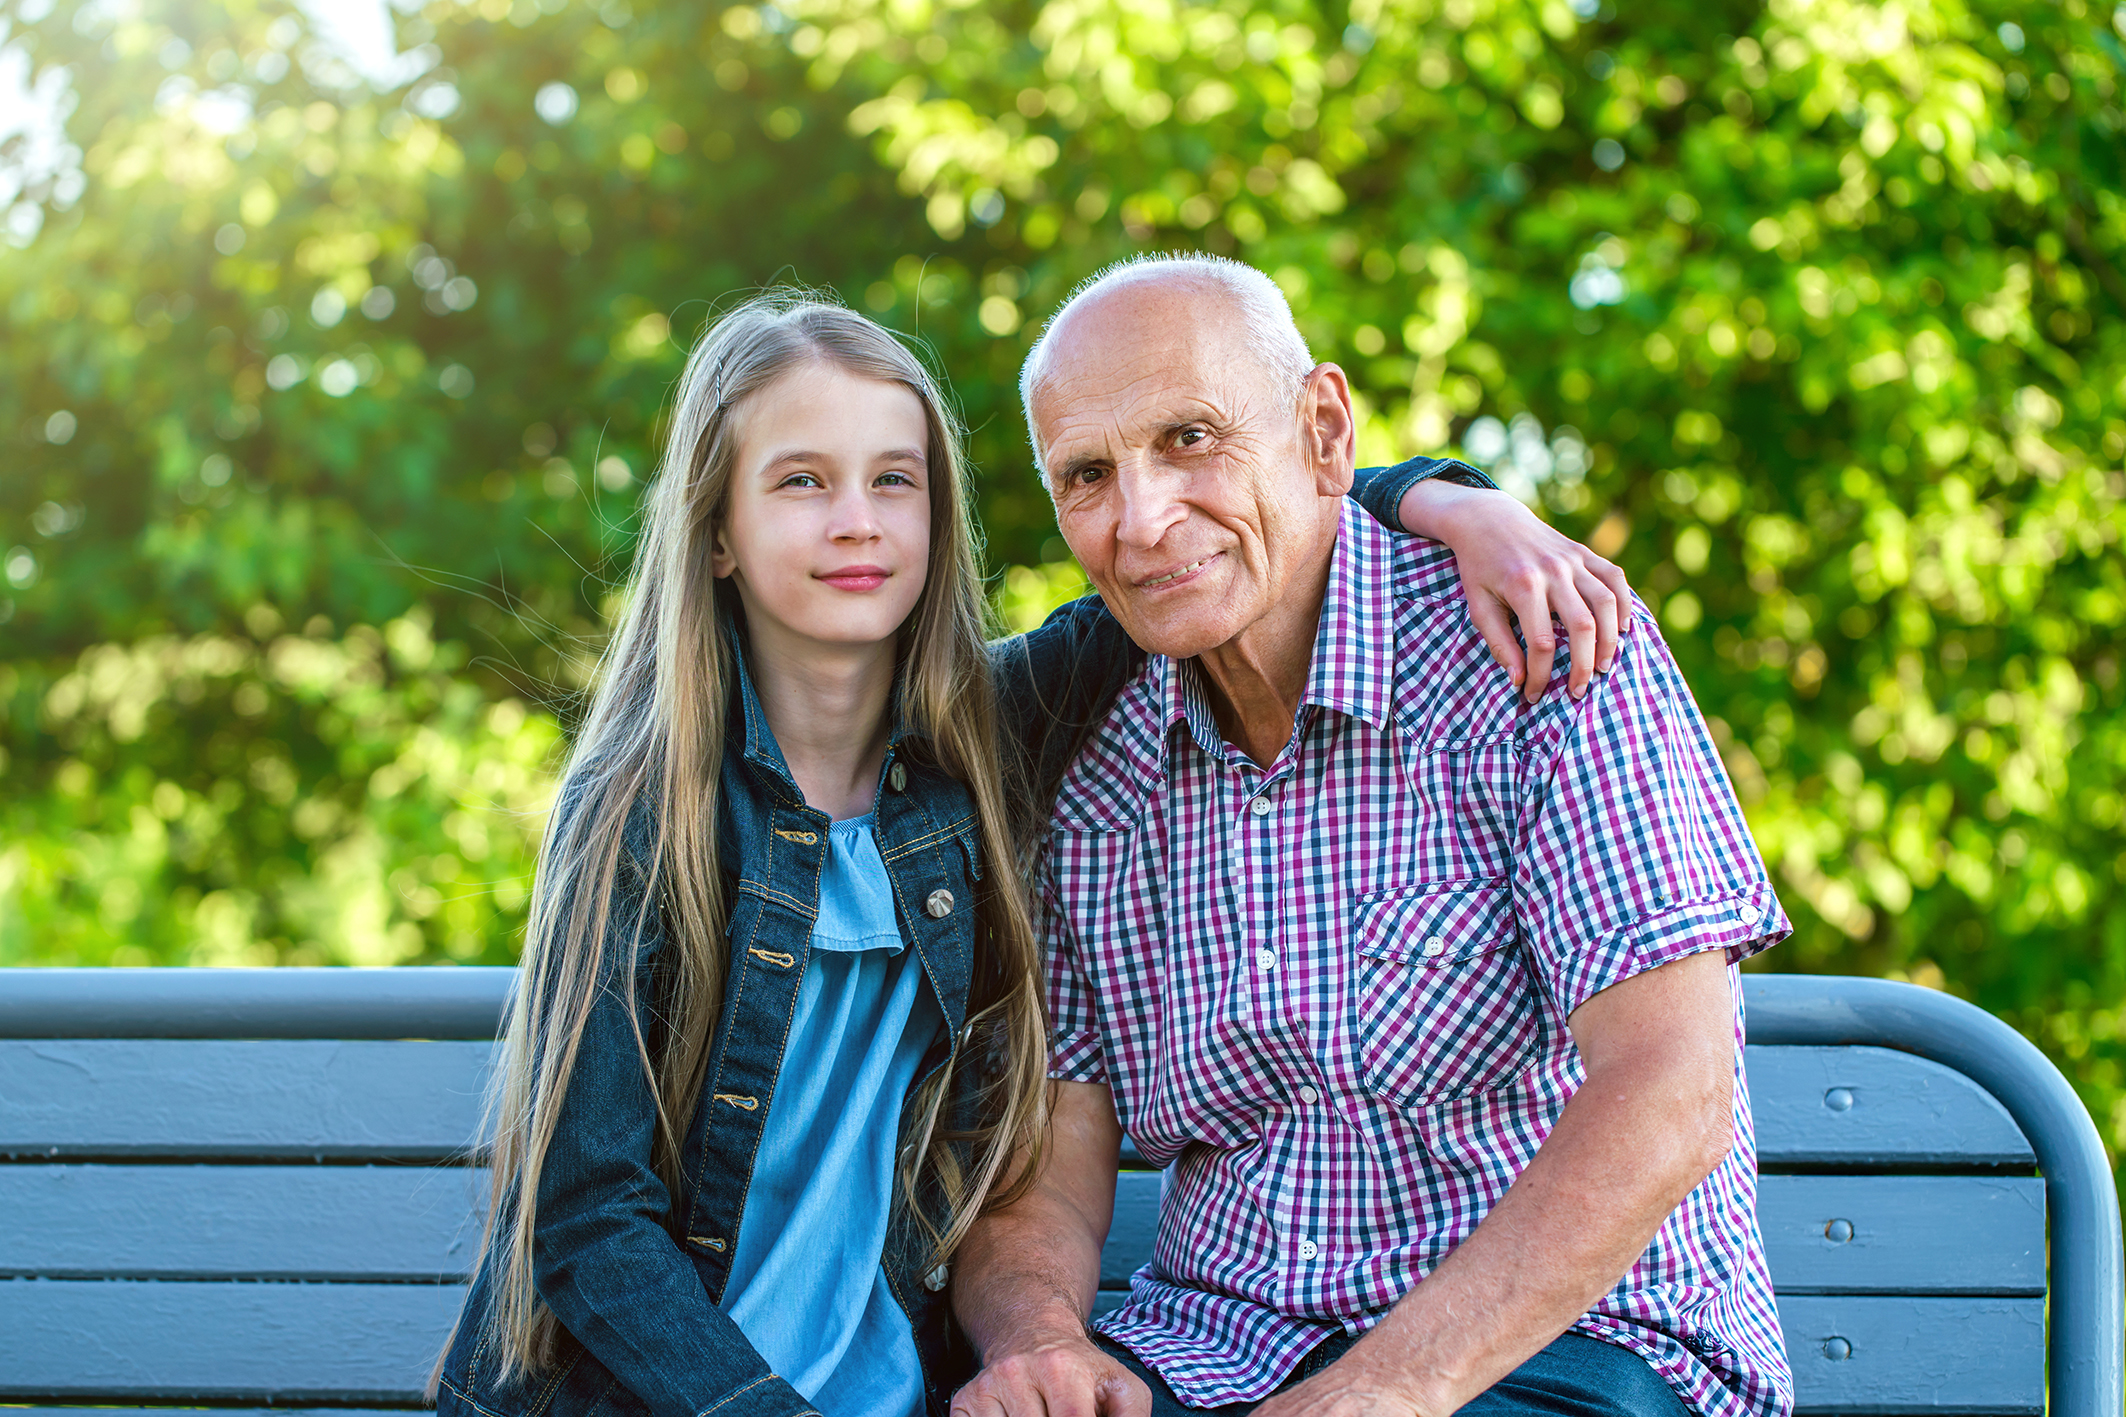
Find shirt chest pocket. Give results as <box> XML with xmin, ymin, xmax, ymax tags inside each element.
<box><xmin>1351</xmin><ymin>882</ymin><xmax>1540</xmax><ymax>1107</ymax></box>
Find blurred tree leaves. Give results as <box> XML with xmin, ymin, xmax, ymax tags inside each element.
<box><xmin>2</xmin><ymin>0</ymin><xmax>2125</xmax><ymax>1165</ymax></box>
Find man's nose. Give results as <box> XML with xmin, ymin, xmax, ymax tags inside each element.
<box><xmin>1113</xmin><ymin>459</ymin><xmax>1186</xmax><ymax>551</ymax></box>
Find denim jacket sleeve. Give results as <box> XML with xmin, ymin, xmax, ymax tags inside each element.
<box><xmin>530</xmin><ymin>791</ymin><xmax>816</xmax><ymax>1417</ymax></box>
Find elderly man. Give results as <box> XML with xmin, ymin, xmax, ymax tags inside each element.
<box><xmin>951</xmin><ymin>255</ymin><xmax>1793</xmax><ymax>1417</ymax></box>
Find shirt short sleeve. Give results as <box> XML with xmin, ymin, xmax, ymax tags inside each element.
<box><xmin>1038</xmin><ymin>858</ymin><xmax>1110</xmax><ymax>1085</ymax></box>
<box><xmin>1513</xmin><ymin>614</ymin><xmax>1792</xmax><ymax>1019</ymax></box>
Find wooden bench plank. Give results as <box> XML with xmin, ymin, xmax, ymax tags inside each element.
<box><xmin>1758</xmin><ymin>1174</ymin><xmax>2045</xmax><ymax>1296</ymax></box>
<box><xmin>0</xmin><ymin>1279</ymin><xmax>463</xmax><ymax>1403</ymax></box>
<box><xmin>4</xmin><ymin>1410</ymin><xmax>422</xmax><ymax>1417</ymax></box>
<box><xmin>1090</xmin><ymin>1292</ymin><xmax>2041</xmax><ymax>1414</ymax></box>
<box><xmin>1102</xmin><ymin>1170</ymin><xmax>1162</xmax><ymax>1288</ymax></box>
<box><xmin>1101</xmin><ymin>1173</ymin><xmax>2047</xmax><ymax>1299</ymax></box>
<box><xmin>1747</xmin><ymin>1046</ymin><xmax>2032</xmax><ymax>1170</ymax></box>
<box><xmin>1780</xmin><ymin>1295</ymin><xmax>2044</xmax><ymax>1414</ymax></box>
<box><xmin>0</xmin><ymin>1166</ymin><xmax>489</xmax><ymax>1281</ymax></box>
<box><xmin>0</xmin><ymin>1040</ymin><xmax>493</xmax><ymax>1161</ymax></box>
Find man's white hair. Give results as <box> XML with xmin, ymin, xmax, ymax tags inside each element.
<box><xmin>1018</xmin><ymin>253</ymin><xmax>1314</xmax><ymax>472</ymax></box>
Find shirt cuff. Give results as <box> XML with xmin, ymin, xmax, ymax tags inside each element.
<box><xmin>1371</xmin><ymin>456</ymin><xmax>1500</xmax><ymax>532</ymax></box>
<box><xmin>1548</xmin><ymin>885</ymin><xmax>1792</xmax><ymax>1020</ymax></box>
<box><xmin>1047</xmin><ymin>1028</ymin><xmax>1109</xmax><ymax>1084</ymax></box>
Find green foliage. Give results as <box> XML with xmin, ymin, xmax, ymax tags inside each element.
<box><xmin>2</xmin><ymin>0</ymin><xmax>2123</xmax><ymax>1169</ymax></box>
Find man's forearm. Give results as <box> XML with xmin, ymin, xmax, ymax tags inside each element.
<box><xmin>1282</xmin><ymin>952</ymin><xmax>1737</xmax><ymax>1416</ymax></box>
<box><xmin>1363</xmin><ymin>1056</ymin><xmax>1730</xmax><ymax>1408</ymax></box>
<box><xmin>953</xmin><ymin>1188</ymin><xmax>1107</xmax><ymax>1359</ymax></box>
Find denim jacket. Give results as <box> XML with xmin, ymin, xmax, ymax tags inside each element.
<box><xmin>434</xmin><ymin>460</ymin><xmax>1476</xmax><ymax>1417</ymax></box>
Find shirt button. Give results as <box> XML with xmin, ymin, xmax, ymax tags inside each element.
<box><xmin>1255</xmin><ymin>947</ymin><xmax>1276</xmax><ymax>971</ymax></box>
<box><xmin>1736</xmin><ymin>903</ymin><xmax>1762</xmax><ymax>925</ymax></box>
<box><xmin>1422</xmin><ymin>936</ymin><xmax>1447</xmax><ymax>958</ymax></box>
<box><xmin>1249</xmin><ymin>796</ymin><xmax>1272</xmax><ymax>817</ymax></box>
<box><xmin>1297</xmin><ymin>1085</ymin><xmax>1320</xmax><ymax>1105</ymax></box>
<box><xmin>1296</xmin><ymin>1239</ymin><xmax>1319</xmax><ymax>1261</ymax></box>
<box><xmin>924</xmin><ymin>889</ymin><xmax>955</xmax><ymax>918</ymax></box>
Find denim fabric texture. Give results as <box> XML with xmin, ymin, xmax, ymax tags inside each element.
<box><xmin>719</xmin><ymin>813</ymin><xmax>938</xmax><ymax>1416</ymax></box>
<box><xmin>433</xmin><ymin>467</ymin><xmax>1421</xmax><ymax>1417</ymax></box>
<box><xmin>435</xmin><ymin>605</ymin><xmax>1133</xmax><ymax>1417</ymax></box>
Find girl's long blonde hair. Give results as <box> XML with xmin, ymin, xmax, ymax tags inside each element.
<box><xmin>466</xmin><ymin>291</ymin><xmax>1048</xmax><ymax>1382</ymax></box>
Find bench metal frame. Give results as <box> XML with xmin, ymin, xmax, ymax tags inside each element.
<box><xmin>1745</xmin><ymin>974</ymin><xmax>2123</xmax><ymax>1417</ymax></box>
<box><xmin>1</xmin><ymin>967</ymin><xmax>2118</xmax><ymax>1415</ymax></box>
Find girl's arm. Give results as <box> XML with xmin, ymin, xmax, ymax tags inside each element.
<box><xmin>1349</xmin><ymin>457</ymin><xmax>1633</xmax><ymax>703</ymax></box>
<box><xmin>993</xmin><ymin>466</ymin><xmax>1635</xmax><ymax>805</ymax></box>
<box><xmin>527</xmin><ymin>823</ymin><xmax>814</xmax><ymax>1417</ymax></box>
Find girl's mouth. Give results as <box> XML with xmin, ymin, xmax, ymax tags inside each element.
<box><xmin>818</xmin><ymin>566</ymin><xmax>890</xmax><ymax>592</ymax></box>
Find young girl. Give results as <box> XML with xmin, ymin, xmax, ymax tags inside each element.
<box><xmin>434</xmin><ymin>291</ymin><xmax>1625</xmax><ymax>1417</ymax></box>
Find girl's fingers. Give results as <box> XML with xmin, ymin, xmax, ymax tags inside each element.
<box><xmin>1466</xmin><ymin>591</ymin><xmax>1527</xmax><ymax>695</ymax></box>
<box><xmin>1573</xmin><ymin>565</ymin><xmax>1623</xmax><ymax>675</ymax></box>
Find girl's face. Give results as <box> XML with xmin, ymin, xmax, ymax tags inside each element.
<box><xmin>712</xmin><ymin>361</ymin><xmax>933</xmax><ymax>656</ymax></box>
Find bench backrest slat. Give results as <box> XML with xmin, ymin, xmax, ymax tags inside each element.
<box><xmin>0</xmin><ymin>1040</ymin><xmax>492</xmax><ymax>1162</ymax></box>
<box><xmin>0</xmin><ymin>1278</ymin><xmax>461</xmax><ymax>1405</ymax></box>
<box><xmin>0</xmin><ymin>1165</ymin><xmax>489</xmax><ymax>1283</ymax></box>
<box><xmin>1747</xmin><ymin>1045</ymin><xmax>2033</xmax><ymax>1168</ymax></box>
<box><xmin>1756</xmin><ymin>1173</ymin><xmax>2044</xmax><ymax>1296</ymax></box>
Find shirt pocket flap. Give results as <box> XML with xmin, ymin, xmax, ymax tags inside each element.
<box><xmin>1353</xmin><ymin>882</ymin><xmax>1516</xmax><ymax>968</ymax></box>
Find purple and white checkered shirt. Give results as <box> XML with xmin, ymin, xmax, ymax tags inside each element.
<box><xmin>1040</xmin><ymin>501</ymin><xmax>1794</xmax><ymax>1416</ymax></box>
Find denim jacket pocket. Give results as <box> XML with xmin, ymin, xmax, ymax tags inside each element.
<box><xmin>1351</xmin><ymin>880</ymin><xmax>1539</xmax><ymax>1106</ymax></box>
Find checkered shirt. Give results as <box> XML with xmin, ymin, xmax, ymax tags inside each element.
<box><xmin>1040</xmin><ymin>501</ymin><xmax>1795</xmax><ymax>1416</ymax></box>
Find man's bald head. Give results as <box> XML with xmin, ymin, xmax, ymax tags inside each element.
<box><xmin>1019</xmin><ymin>254</ymin><xmax>1313</xmax><ymax>472</ymax></box>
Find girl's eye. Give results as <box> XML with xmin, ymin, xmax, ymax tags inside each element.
<box><xmin>777</xmin><ymin>472</ymin><xmax>823</xmax><ymax>489</ymax></box>
<box><xmin>876</xmin><ymin>470</ymin><xmax>917</xmax><ymax>487</ymax></box>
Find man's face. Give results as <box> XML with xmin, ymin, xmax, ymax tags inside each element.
<box><xmin>1032</xmin><ymin>279</ymin><xmax>1352</xmax><ymax>660</ymax></box>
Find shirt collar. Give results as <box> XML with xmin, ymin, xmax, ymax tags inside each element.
<box><xmin>1154</xmin><ymin>498</ymin><xmax>1396</xmax><ymax>764</ymax></box>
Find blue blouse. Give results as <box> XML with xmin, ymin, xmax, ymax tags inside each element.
<box><xmin>718</xmin><ymin>813</ymin><xmax>938</xmax><ymax>1417</ymax></box>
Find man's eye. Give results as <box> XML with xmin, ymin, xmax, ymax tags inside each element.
<box><xmin>1176</xmin><ymin>428</ymin><xmax>1207</xmax><ymax>448</ymax></box>
<box><xmin>1073</xmin><ymin>465</ymin><xmax>1109</xmax><ymax>486</ymax></box>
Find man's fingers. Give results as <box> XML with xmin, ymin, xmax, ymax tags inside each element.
<box><xmin>1466</xmin><ymin>592</ymin><xmax>1526</xmax><ymax>691</ymax></box>
<box><xmin>1097</xmin><ymin>1371</ymin><xmax>1155</xmax><ymax>1417</ymax></box>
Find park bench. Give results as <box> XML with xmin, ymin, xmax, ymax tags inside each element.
<box><xmin>0</xmin><ymin>968</ymin><xmax>2117</xmax><ymax>1416</ymax></box>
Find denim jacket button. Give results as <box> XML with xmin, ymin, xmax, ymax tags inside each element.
<box><xmin>924</xmin><ymin>889</ymin><xmax>954</xmax><ymax>918</ymax></box>
<box><xmin>889</xmin><ymin>762</ymin><xmax>908</xmax><ymax>792</ymax></box>
<box><xmin>923</xmin><ymin>1263</ymin><xmax>949</xmax><ymax>1292</ymax></box>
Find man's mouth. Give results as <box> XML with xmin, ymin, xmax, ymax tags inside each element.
<box><xmin>1138</xmin><ymin>553</ymin><xmax>1220</xmax><ymax>589</ymax></box>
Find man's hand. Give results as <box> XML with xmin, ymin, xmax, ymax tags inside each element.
<box><xmin>1398</xmin><ymin>478</ymin><xmax>1632</xmax><ymax>704</ymax></box>
<box><xmin>1247</xmin><ymin>1347</ymin><xmax>1430</xmax><ymax>1417</ymax></box>
<box><xmin>951</xmin><ymin>1082</ymin><xmax>1148</xmax><ymax>1417</ymax></box>
<box><xmin>950</xmin><ymin>1335</ymin><xmax>1150</xmax><ymax>1417</ymax></box>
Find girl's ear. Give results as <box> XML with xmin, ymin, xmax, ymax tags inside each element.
<box><xmin>709</xmin><ymin>520</ymin><xmax>737</xmax><ymax>580</ymax></box>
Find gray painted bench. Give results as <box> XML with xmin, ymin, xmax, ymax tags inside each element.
<box><xmin>0</xmin><ymin>969</ymin><xmax>2117</xmax><ymax>1416</ymax></box>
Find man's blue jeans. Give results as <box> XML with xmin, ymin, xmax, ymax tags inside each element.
<box><xmin>1093</xmin><ymin>1330</ymin><xmax>1689</xmax><ymax>1416</ymax></box>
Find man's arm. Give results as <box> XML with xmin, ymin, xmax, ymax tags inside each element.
<box><xmin>949</xmin><ymin>1082</ymin><xmax>1151</xmax><ymax>1417</ymax></box>
<box><xmin>1253</xmin><ymin>949</ymin><xmax>1737</xmax><ymax>1417</ymax></box>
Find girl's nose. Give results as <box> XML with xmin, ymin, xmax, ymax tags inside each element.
<box><xmin>826</xmin><ymin>485</ymin><xmax>883</xmax><ymax>542</ymax></box>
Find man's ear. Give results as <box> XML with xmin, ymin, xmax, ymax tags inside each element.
<box><xmin>1299</xmin><ymin>363</ymin><xmax>1357</xmax><ymax>497</ymax></box>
